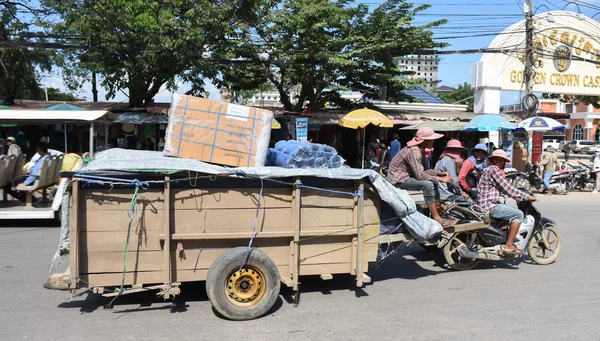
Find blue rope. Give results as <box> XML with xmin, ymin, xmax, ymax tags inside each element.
<box><xmin>294</xmin><ymin>183</ymin><xmax>363</xmax><ymax>197</ymax></box>
<box><xmin>73</xmin><ymin>174</ymin><xmax>149</xmax><ymax>190</ymax></box>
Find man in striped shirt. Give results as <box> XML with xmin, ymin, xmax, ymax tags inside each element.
<box><xmin>387</xmin><ymin>127</ymin><xmax>453</xmax><ymax>226</ymax></box>
<box><xmin>476</xmin><ymin>150</ymin><xmax>536</xmax><ymax>256</ymax></box>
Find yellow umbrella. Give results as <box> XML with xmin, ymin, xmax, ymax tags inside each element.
<box><xmin>338</xmin><ymin>108</ymin><xmax>393</xmax><ymax>169</ymax></box>
<box><xmin>271</xmin><ymin>118</ymin><xmax>281</xmax><ymax>129</ymax></box>
<box><xmin>339</xmin><ymin>108</ymin><xmax>393</xmax><ymax>129</ymax></box>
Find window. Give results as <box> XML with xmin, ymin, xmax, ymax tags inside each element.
<box><xmin>418</xmin><ymin>66</ymin><xmax>421</xmax><ymax>70</ymax></box>
<box><xmin>572</xmin><ymin>124</ymin><xmax>584</xmax><ymax>140</ymax></box>
<box><xmin>417</xmin><ymin>73</ymin><xmax>421</xmax><ymax>75</ymax></box>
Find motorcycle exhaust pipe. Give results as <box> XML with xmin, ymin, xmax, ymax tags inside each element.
<box><xmin>458</xmin><ymin>249</ymin><xmax>504</xmax><ymax>261</ymax></box>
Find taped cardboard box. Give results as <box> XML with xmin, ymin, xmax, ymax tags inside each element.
<box><xmin>164</xmin><ymin>94</ymin><xmax>273</xmax><ymax>167</ymax></box>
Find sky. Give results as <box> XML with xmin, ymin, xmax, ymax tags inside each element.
<box><xmin>39</xmin><ymin>0</ymin><xmax>600</xmax><ymax>106</ymax></box>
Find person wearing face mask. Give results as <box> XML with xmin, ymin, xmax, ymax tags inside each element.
<box><xmin>387</xmin><ymin>127</ymin><xmax>454</xmax><ymax>227</ymax></box>
<box><xmin>476</xmin><ymin>150</ymin><xmax>537</xmax><ymax>256</ymax></box>
<box><xmin>458</xmin><ymin>143</ymin><xmax>488</xmax><ymax>200</ymax></box>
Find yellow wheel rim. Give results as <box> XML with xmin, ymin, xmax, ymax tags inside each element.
<box><xmin>225</xmin><ymin>266</ymin><xmax>266</xmax><ymax>307</ymax></box>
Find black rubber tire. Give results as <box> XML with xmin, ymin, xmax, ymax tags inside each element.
<box><xmin>206</xmin><ymin>247</ymin><xmax>280</xmax><ymax>321</ymax></box>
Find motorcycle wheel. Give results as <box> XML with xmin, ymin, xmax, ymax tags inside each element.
<box><xmin>527</xmin><ymin>225</ymin><xmax>562</xmax><ymax>265</ymax></box>
<box><xmin>443</xmin><ymin>232</ymin><xmax>481</xmax><ymax>271</ymax></box>
<box><xmin>514</xmin><ymin>175</ymin><xmax>532</xmax><ymax>192</ymax></box>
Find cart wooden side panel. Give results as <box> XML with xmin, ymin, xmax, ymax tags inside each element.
<box><xmin>72</xmin><ymin>177</ymin><xmax>381</xmax><ymax>289</ymax></box>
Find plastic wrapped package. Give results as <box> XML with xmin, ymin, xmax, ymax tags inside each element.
<box><xmin>164</xmin><ymin>94</ymin><xmax>273</xmax><ymax>167</ymax></box>
<box><xmin>328</xmin><ymin>155</ymin><xmax>345</xmax><ymax>168</ymax></box>
<box><xmin>274</xmin><ymin>141</ymin><xmax>313</xmax><ymax>161</ymax></box>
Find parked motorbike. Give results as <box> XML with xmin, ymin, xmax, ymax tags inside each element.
<box><xmin>571</xmin><ymin>161</ymin><xmax>596</xmax><ymax>191</ymax></box>
<box><xmin>442</xmin><ymin>190</ymin><xmax>562</xmax><ymax>270</ymax></box>
<box><xmin>513</xmin><ymin>164</ymin><xmax>571</xmax><ymax>194</ymax></box>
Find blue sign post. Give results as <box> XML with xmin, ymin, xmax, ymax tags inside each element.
<box><xmin>296</xmin><ymin>118</ymin><xmax>308</xmax><ymax>142</ymax></box>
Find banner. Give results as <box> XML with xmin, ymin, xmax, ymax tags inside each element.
<box><xmin>296</xmin><ymin>118</ymin><xmax>308</xmax><ymax>142</ymax></box>
<box><xmin>532</xmin><ymin>131</ymin><xmax>544</xmax><ymax>165</ymax></box>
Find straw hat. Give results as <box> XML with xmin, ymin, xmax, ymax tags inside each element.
<box><xmin>407</xmin><ymin>127</ymin><xmax>443</xmax><ymax>147</ymax></box>
<box><xmin>488</xmin><ymin>149</ymin><xmax>511</xmax><ymax>162</ymax></box>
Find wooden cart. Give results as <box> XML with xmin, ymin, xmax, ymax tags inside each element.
<box><xmin>56</xmin><ymin>173</ymin><xmax>485</xmax><ymax>320</ymax></box>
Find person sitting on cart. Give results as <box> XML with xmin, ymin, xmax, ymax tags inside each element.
<box><xmin>387</xmin><ymin>127</ymin><xmax>453</xmax><ymax>227</ymax></box>
<box><xmin>3</xmin><ymin>142</ymin><xmax>50</xmax><ymax>203</ymax></box>
<box><xmin>458</xmin><ymin>143</ymin><xmax>488</xmax><ymax>200</ymax></box>
<box><xmin>476</xmin><ymin>150</ymin><xmax>536</xmax><ymax>256</ymax></box>
<box><xmin>433</xmin><ymin>139</ymin><xmax>472</xmax><ymax>207</ymax></box>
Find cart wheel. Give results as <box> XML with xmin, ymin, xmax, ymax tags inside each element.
<box><xmin>443</xmin><ymin>232</ymin><xmax>481</xmax><ymax>271</ymax></box>
<box><xmin>206</xmin><ymin>247</ymin><xmax>280</xmax><ymax>321</ymax></box>
<box><xmin>527</xmin><ymin>225</ymin><xmax>562</xmax><ymax>265</ymax></box>
<box><xmin>418</xmin><ymin>242</ymin><xmax>439</xmax><ymax>252</ymax></box>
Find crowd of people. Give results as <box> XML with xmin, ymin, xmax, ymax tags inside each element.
<box><xmin>386</xmin><ymin>127</ymin><xmax>537</xmax><ymax>255</ymax></box>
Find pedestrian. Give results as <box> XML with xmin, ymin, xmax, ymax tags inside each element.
<box><xmin>593</xmin><ymin>150</ymin><xmax>600</xmax><ymax>194</ymax></box>
<box><xmin>16</xmin><ymin>131</ymin><xmax>29</xmax><ymax>157</ymax></box>
<box><xmin>6</xmin><ymin>136</ymin><xmax>22</xmax><ymax>157</ymax></box>
<box><xmin>366</xmin><ymin>135</ymin><xmax>380</xmax><ymax>167</ymax></box>
<box><xmin>562</xmin><ymin>142</ymin><xmax>571</xmax><ymax>162</ymax></box>
<box><xmin>389</xmin><ymin>133</ymin><xmax>401</xmax><ymax>160</ymax></box>
<box><xmin>424</xmin><ymin>147</ymin><xmax>433</xmax><ymax>169</ymax></box>
<box><xmin>539</xmin><ymin>149</ymin><xmax>559</xmax><ymax>195</ymax></box>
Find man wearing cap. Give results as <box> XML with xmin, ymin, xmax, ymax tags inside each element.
<box><xmin>458</xmin><ymin>143</ymin><xmax>488</xmax><ymax>200</ymax></box>
<box><xmin>6</xmin><ymin>137</ymin><xmax>22</xmax><ymax>157</ymax></box>
<box><xmin>387</xmin><ymin>127</ymin><xmax>453</xmax><ymax>226</ymax></box>
<box><xmin>477</xmin><ymin>149</ymin><xmax>536</xmax><ymax>256</ymax></box>
<box><xmin>433</xmin><ymin>139</ymin><xmax>472</xmax><ymax>207</ymax></box>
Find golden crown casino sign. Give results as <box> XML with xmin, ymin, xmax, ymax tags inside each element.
<box><xmin>483</xmin><ymin>11</ymin><xmax>600</xmax><ymax>97</ymax></box>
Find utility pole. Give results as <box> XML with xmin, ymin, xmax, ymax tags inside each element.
<box><xmin>91</xmin><ymin>71</ymin><xmax>98</xmax><ymax>102</ymax></box>
<box><xmin>523</xmin><ymin>0</ymin><xmax>537</xmax><ymax>117</ymax></box>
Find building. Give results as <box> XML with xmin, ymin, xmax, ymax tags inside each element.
<box><xmin>500</xmin><ymin>98</ymin><xmax>600</xmax><ymax>142</ymax></box>
<box><xmin>436</xmin><ymin>85</ymin><xmax>454</xmax><ymax>93</ymax></box>
<box><xmin>396</xmin><ymin>55</ymin><xmax>441</xmax><ymax>89</ymax></box>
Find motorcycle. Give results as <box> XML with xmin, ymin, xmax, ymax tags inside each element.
<box><xmin>570</xmin><ymin>161</ymin><xmax>596</xmax><ymax>191</ymax></box>
<box><xmin>442</xmin><ymin>190</ymin><xmax>562</xmax><ymax>270</ymax></box>
<box><xmin>513</xmin><ymin>163</ymin><xmax>571</xmax><ymax>194</ymax></box>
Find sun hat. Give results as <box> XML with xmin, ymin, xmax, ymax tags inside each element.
<box><xmin>6</xmin><ymin>136</ymin><xmax>15</xmax><ymax>142</ymax></box>
<box><xmin>472</xmin><ymin>143</ymin><xmax>488</xmax><ymax>154</ymax></box>
<box><xmin>488</xmin><ymin>149</ymin><xmax>511</xmax><ymax>163</ymax></box>
<box><xmin>444</xmin><ymin>139</ymin><xmax>467</xmax><ymax>150</ymax></box>
<box><xmin>407</xmin><ymin>127</ymin><xmax>444</xmax><ymax>147</ymax></box>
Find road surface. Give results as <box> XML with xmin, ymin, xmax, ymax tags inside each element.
<box><xmin>0</xmin><ymin>192</ymin><xmax>599</xmax><ymax>341</ymax></box>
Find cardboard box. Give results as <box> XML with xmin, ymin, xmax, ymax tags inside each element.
<box><xmin>164</xmin><ymin>94</ymin><xmax>273</xmax><ymax>167</ymax></box>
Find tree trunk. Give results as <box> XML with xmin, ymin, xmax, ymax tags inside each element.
<box><xmin>128</xmin><ymin>74</ymin><xmax>147</xmax><ymax>108</ymax></box>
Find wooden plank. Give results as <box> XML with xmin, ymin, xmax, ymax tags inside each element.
<box><xmin>83</xmin><ymin>189</ymin><xmax>164</xmax><ymax>210</ymax></box>
<box><xmin>363</xmin><ymin>224</ymin><xmax>380</xmax><ymax>263</ymax></box>
<box><xmin>172</xmin><ymin>208</ymin><xmax>292</xmax><ymax>234</ymax></box>
<box><xmin>300</xmin><ymin>207</ymin><xmax>353</xmax><ymax>230</ymax></box>
<box><xmin>378</xmin><ymin>233</ymin><xmax>413</xmax><ymax>244</ymax></box>
<box><xmin>172</xmin><ymin>187</ymin><xmax>292</xmax><ymax>210</ymax></box>
<box><xmin>81</xmin><ymin>231</ymin><xmax>163</xmax><ymax>253</ymax></box>
<box><xmin>70</xmin><ymin>183</ymin><xmax>79</xmax><ymax>287</ymax></box>
<box><xmin>356</xmin><ymin>182</ymin><xmax>365</xmax><ymax>287</ymax></box>
<box><xmin>82</xmin><ymin>262</ymin><xmax>352</xmax><ymax>287</ymax></box>
<box><xmin>320</xmin><ymin>274</ymin><xmax>333</xmax><ymax>280</ymax></box>
<box><xmin>81</xmin><ymin>208</ymin><xmax>162</xmax><ymax>232</ymax></box>
<box><xmin>447</xmin><ymin>221</ymin><xmax>488</xmax><ymax>233</ymax></box>
<box><xmin>163</xmin><ymin>177</ymin><xmax>171</xmax><ymax>284</ymax></box>
<box><xmin>292</xmin><ymin>178</ymin><xmax>301</xmax><ymax>291</ymax></box>
<box><xmin>160</xmin><ymin>228</ymin><xmax>359</xmax><ymax>241</ymax></box>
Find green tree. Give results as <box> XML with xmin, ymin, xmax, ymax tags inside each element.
<box><xmin>44</xmin><ymin>0</ymin><xmax>271</xmax><ymax>107</ymax></box>
<box><xmin>222</xmin><ymin>0</ymin><xmax>446</xmax><ymax>112</ymax></box>
<box><xmin>436</xmin><ymin>82</ymin><xmax>474</xmax><ymax>112</ymax></box>
<box><xmin>0</xmin><ymin>2</ymin><xmax>53</xmax><ymax>101</ymax></box>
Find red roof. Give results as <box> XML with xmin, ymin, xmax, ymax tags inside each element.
<box><xmin>437</xmin><ymin>85</ymin><xmax>454</xmax><ymax>91</ymax></box>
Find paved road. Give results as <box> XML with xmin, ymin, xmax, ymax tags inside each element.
<box><xmin>1</xmin><ymin>192</ymin><xmax>599</xmax><ymax>341</ymax></box>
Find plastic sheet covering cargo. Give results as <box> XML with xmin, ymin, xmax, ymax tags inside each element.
<box><xmin>267</xmin><ymin>140</ymin><xmax>345</xmax><ymax>169</ymax></box>
<box><xmin>73</xmin><ymin>148</ymin><xmax>442</xmax><ymax>241</ymax></box>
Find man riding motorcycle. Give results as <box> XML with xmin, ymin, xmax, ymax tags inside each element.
<box><xmin>476</xmin><ymin>150</ymin><xmax>537</xmax><ymax>256</ymax></box>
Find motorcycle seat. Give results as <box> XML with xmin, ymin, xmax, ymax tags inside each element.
<box><xmin>489</xmin><ymin>217</ymin><xmax>508</xmax><ymax>228</ymax></box>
